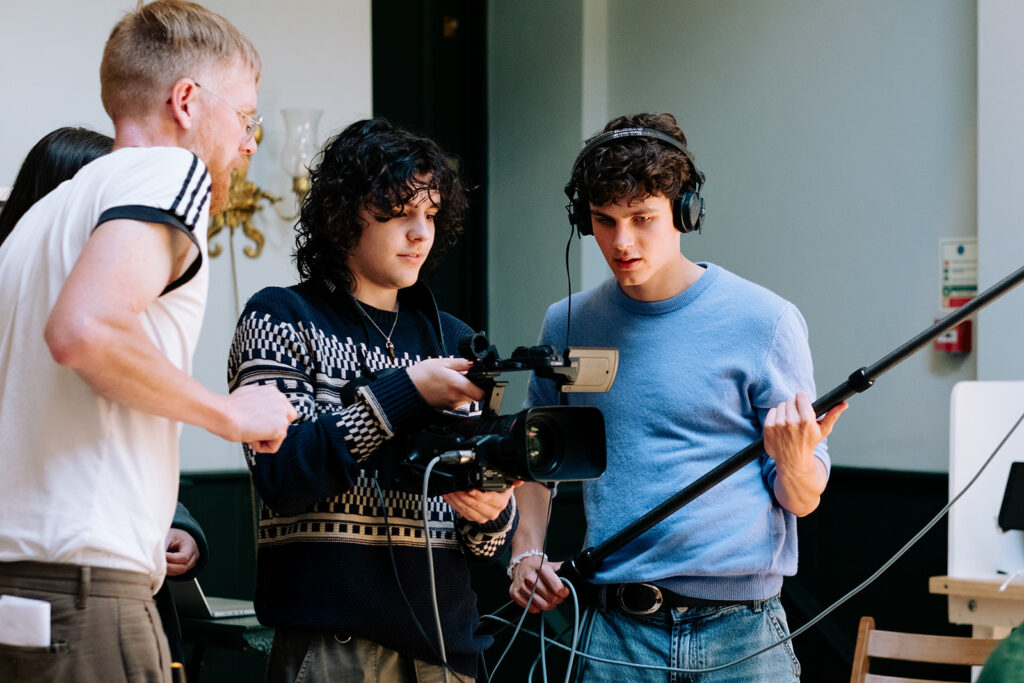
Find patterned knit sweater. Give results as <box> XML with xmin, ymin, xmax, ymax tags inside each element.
<box><xmin>228</xmin><ymin>280</ymin><xmax>517</xmax><ymax>676</ymax></box>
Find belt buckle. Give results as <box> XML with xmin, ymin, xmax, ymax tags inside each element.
<box><xmin>617</xmin><ymin>583</ymin><xmax>663</xmax><ymax>615</ymax></box>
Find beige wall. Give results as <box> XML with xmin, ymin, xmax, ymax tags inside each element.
<box><xmin>489</xmin><ymin>1</ymin><xmax>986</xmax><ymax>472</ymax></box>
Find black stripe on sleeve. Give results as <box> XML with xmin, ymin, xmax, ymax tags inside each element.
<box><xmin>161</xmin><ymin>255</ymin><xmax>203</xmax><ymax>296</ymax></box>
<box><xmin>181</xmin><ymin>167</ymin><xmax>210</xmax><ymax>226</ymax></box>
<box><xmin>96</xmin><ymin>204</ymin><xmax>203</xmax><ymax>296</ymax></box>
<box><xmin>170</xmin><ymin>155</ymin><xmax>199</xmax><ymax>214</ymax></box>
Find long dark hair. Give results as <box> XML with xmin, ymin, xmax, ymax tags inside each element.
<box><xmin>0</xmin><ymin>127</ymin><xmax>114</xmax><ymax>246</ymax></box>
<box><xmin>294</xmin><ymin>118</ymin><xmax>468</xmax><ymax>292</ymax></box>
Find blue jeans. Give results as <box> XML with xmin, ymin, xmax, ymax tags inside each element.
<box><xmin>577</xmin><ymin>596</ymin><xmax>800</xmax><ymax>682</ymax></box>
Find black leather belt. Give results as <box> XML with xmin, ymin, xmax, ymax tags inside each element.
<box><xmin>595</xmin><ymin>582</ymin><xmax>767</xmax><ymax>616</ymax></box>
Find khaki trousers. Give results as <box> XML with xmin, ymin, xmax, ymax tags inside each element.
<box><xmin>0</xmin><ymin>561</ymin><xmax>170</xmax><ymax>683</ymax></box>
<box><xmin>267</xmin><ymin>628</ymin><xmax>475</xmax><ymax>683</ymax></box>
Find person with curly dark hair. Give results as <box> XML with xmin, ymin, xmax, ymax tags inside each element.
<box><xmin>228</xmin><ymin>117</ymin><xmax>519</xmax><ymax>682</ymax></box>
<box><xmin>507</xmin><ymin>113</ymin><xmax>847</xmax><ymax>681</ymax></box>
<box><xmin>293</xmin><ymin>119</ymin><xmax>467</xmax><ymax>295</ymax></box>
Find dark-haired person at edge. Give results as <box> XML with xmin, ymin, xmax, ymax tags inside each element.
<box><xmin>0</xmin><ymin>2</ymin><xmax>296</xmax><ymax>681</ymax></box>
<box><xmin>0</xmin><ymin>125</ymin><xmax>211</xmax><ymax>668</ymax></box>
<box><xmin>228</xmin><ymin>117</ymin><xmax>519</xmax><ymax>682</ymax></box>
<box><xmin>0</xmin><ymin>127</ymin><xmax>114</xmax><ymax>245</ymax></box>
<box><xmin>160</xmin><ymin>504</ymin><xmax>208</xmax><ymax>665</ymax></box>
<box><xmin>507</xmin><ymin>113</ymin><xmax>847</xmax><ymax>681</ymax></box>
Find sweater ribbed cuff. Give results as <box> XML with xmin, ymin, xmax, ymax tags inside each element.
<box><xmin>362</xmin><ymin>368</ymin><xmax>428</xmax><ymax>432</ymax></box>
<box><xmin>467</xmin><ymin>493</ymin><xmax>517</xmax><ymax>533</ymax></box>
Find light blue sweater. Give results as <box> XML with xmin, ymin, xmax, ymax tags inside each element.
<box><xmin>526</xmin><ymin>263</ymin><xmax>829</xmax><ymax>601</ymax></box>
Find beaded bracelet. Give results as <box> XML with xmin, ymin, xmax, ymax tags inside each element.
<box><xmin>507</xmin><ymin>549</ymin><xmax>547</xmax><ymax>578</ymax></box>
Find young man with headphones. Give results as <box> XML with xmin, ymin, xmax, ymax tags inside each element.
<box><xmin>508</xmin><ymin>113</ymin><xmax>847</xmax><ymax>681</ymax></box>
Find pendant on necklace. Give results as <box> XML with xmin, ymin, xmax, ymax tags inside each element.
<box><xmin>385</xmin><ymin>340</ymin><xmax>396</xmax><ymax>361</ymax></box>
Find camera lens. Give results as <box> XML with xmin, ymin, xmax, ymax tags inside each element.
<box><xmin>525</xmin><ymin>417</ymin><xmax>563</xmax><ymax>476</ymax></box>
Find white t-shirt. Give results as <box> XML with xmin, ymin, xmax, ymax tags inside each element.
<box><xmin>0</xmin><ymin>146</ymin><xmax>211</xmax><ymax>590</ymax></box>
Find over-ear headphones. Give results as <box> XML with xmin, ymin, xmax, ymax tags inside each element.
<box><xmin>564</xmin><ymin>127</ymin><xmax>706</xmax><ymax>237</ymax></box>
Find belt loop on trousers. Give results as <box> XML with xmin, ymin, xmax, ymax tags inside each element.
<box><xmin>76</xmin><ymin>566</ymin><xmax>91</xmax><ymax>609</ymax></box>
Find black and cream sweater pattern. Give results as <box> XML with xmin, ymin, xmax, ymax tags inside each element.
<box><xmin>228</xmin><ymin>281</ymin><xmax>517</xmax><ymax>675</ymax></box>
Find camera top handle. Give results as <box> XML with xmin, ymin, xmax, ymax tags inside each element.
<box><xmin>459</xmin><ymin>332</ymin><xmax>594</xmax><ymax>416</ymax></box>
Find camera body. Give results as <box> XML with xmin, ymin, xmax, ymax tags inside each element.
<box><xmin>394</xmin><ymin>334</ymin><xmax>618</xmax><ymax>495</ymax></box>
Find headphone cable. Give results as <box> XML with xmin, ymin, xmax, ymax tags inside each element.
<box><xmin>563</xmin><ymin>225</ymin><xmax>574</xmax><ymax>359</ymax></box>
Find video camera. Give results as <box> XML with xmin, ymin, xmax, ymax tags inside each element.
<box><xmin>395</xmin><ymin>333</ymin><xmax>618</xmax><ymax>495</ymax></box>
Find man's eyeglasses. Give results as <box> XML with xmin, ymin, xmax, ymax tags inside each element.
<box><xmin>195</xmin><ymin>82</ymin><xmax>262</xmax><ymax>141</ymax></box>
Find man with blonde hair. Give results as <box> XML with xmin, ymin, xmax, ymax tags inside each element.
<box><xmin>0</xmin><ymin>2</ymin><xmax>296</xmax><ymax>680</ymax></box>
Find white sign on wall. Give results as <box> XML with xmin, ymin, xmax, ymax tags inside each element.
<box><xmin>940</xmin><ymin>237</ymin><xmax>978</xmax><ymax>310</ymax></box>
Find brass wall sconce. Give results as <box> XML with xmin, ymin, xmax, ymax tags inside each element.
<box><xmin>278</xmin><ymin>108</ymin><xmax>322</xmax><ymax>219</ymax></box>
<box><xmin>207</xmin><ymin>166</ymin><xmax>274</xmax><ymax>259</ymax></box>
<box><xmin>208</xmin><ymin>108</ymin><xmax>323</xmax><ymax>259</ymax></box>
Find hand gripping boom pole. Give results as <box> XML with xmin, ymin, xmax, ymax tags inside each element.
<box><xmin>558</xmin><ymin>262</ymin><xmax>1024</xmax><ymax>584</ymax></box>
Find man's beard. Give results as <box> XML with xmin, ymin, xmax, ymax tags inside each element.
<box><xmin>208</xmin><ymin>172</ymin><xmax>232</xmax><ymax>215</ymax></box>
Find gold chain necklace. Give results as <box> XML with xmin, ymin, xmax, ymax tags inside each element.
<box><xmin>353</xmin><ymin>299</ymin><xmax>399</xmax><ymax>360</ymax></box>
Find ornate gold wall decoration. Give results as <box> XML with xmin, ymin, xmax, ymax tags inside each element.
<box><xmin>207</xmin><ymin>167</ymin><xmax>278</xmax><ymax>259</ymax></box>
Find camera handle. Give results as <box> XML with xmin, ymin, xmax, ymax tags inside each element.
<box><xmin>473</xmin><ymin>376</ymin><xmax>508</xmax><ymax>416</ymax></box>
<box><xmin>460</xmin><ymin>332</ymin><xmax>583</xmax><ymax>416</ymax></box>
<box><xmin>558</xmin><ymin>261</ymin><xmax>1024</xmax><ymax>584</ymax></box>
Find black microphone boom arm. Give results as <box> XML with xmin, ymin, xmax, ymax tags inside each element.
<box><xmin>558</xmin><ymin>262</ymin><xmax>1024</xmax><ymax>584</ymax></box>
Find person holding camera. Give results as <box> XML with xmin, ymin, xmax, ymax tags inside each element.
<box><xmin>507</xmin><ymin>112</ymin><xmax>847</xmax><ymax>681</ymax></box>
<box><xmin>228</xmin><ymin>118</ymin><xmax>519</xmax><ymax>682</ymax></box>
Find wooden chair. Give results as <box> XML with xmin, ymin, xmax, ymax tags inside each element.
<box><xmin>850</xmin><ymin>616</ymin><xmax>1002</xmax><ymax>683</ymax></box>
